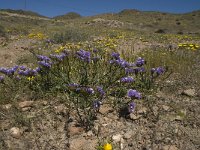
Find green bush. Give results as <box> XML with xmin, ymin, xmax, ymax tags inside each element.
<box><xmin>0</xmin><ymin>24</ymin><xmax>6</xmax><ymax>37</ymax></box>
<box><xmin>52</xmin><ymin>27</ymin><xmax>90</xmax><ymax>44</ymax></box>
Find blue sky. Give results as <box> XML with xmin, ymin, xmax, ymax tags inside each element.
<box><xmin>0</xmin><ymin>0</ymin><xmax>200</xmax><ymax>17</ymax></box>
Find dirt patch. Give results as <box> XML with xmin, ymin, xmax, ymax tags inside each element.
<box><xmin>0</xmin><ymin>37</ymin><xmax>36</xmax><ymax>67</ymax></box>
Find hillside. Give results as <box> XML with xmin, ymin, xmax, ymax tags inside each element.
<box><xmin>0</xmin><ymin>9</ymin><xmax>48</xmax><ymax>18</ymax></box>
<box><xmin>53</xmin><ymin>12</ymin><xmax>81</xmax><ymax>20</ymax></box>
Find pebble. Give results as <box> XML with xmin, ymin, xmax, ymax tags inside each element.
<box><xmin>112</xmin><ymin>134</ymin><xmax>123</xmax><ymax>142</ymax></box>
<box><xmin>130</xmin><ymin>113</ymin><xmax>141</xmax><ymax>120</ymax></box>
<box><xmin>123</xmin><ymin>131</ymin><xmax>132</xmax><ymax>139</ymax></box>
<box><xmin>10</xmin><ymin>127</ymin><xmax>21</xmax><ymax>139</ymax></box>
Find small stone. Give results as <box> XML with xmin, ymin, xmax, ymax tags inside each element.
<box><xmin>156</xmin><ymin>91</ymin><xmax>164</xmax><ymax>98</ymax></box>
<box><xmin>86</xmin><ymin>130</ymin><xmax>93</xmax><ymax>137</ymax></box>
<box><xmin>112</xmin><ymin>134</ymin><xmax>123</xmax><ymax>142</ymax></box>
<box><xmin>54</xmin><ymin>104</ymin><xmax>66</xmax><ymax>115</ymax></box>
<box><xmin>138</xmin><ymin>107</ymin><xmax>147</xmax><ymax>115</ymax></box>
<box><xmin>21</xmin><ymin>107</ymin><xmax>31</xmax><ymax>111</ymax></box>
<box><xmin>162</xmin><ymin>105</ymin><xmax>170</xmax><ymax>111</ymax></box>
<box><xmin>99</xmin><ymin>104</ymin><xmax>113</xmax><ymax>114</ymax></box>
<box><xmin>2</xmin><ymin>104</ymin><xmax>12</xmax><ymax>110</ymax></box>
<box><xmin>10</xmin><ymin>127</ymin><xmax>21</xmax><ymax>139</ymax></box>
<box><xmin>130</xmin><ymin>113</ymin><xmax>141</xmax><ymax>120</ymax></box>
<box><xmin>162</xmin><ymin>145</ymin><xmax>178</xmax><ymax>150</ymax></box>
<box><xmin>68</xmin><ymin>124</ymin><xmax>84</xmax><ymax>136</ymax></box>
<box><xmin>42</xmin><ymin>101</ymin><xmax>48</xmax><ymax>106</ymax></box>
<box><xmin>123</xmin><ymin>131</ymin><xmax>132</xmax><ymax>139</ymax></box>
<box><xmin>152</xmin><ymin>106</ymin><xmax>158</xmax><ymax>116</ymax></box>
<box><xmin>174</xmin><ymin>115</ymin><xmax>183</xmax><ymax>121</ymax></box>
<box><xmin>182</xmin><ymin>89</ymin><xmax>196</xmax><ymax>97</ymax></box>
<box><xmin>18</xmin><ymin>101</ymin><xmax>34</xmax><ymax>108</ymax></box>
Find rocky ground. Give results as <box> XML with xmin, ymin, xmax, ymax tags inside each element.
<box><xmin>0</xmin><ymin>82</ymin><xmax>199</xmax><ymax>150</ymax></box>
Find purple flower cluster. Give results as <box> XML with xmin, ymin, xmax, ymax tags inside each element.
<box><xmin>128</xmin><ymin>101</ymin><xmax>136</xmax><ymax>113</ymax></box>
<box><xmin>67</xmin><ymin>83</ymin><xmax>79</xmax><ymax>90</ymax></box>
<box><xmin>96</xmin><ymin>86</ymin><xmax>105</xmax><ymax>97</ymax></box>
<box><xmin>110</xmin><ymin>52</ymin><xmax>130</xmax><ymax>68</ymax></box>
<box><xmin>36</xmin><ymin>55</ymin><xmax>51</xmax><ymax>61</ymax></box>
<box><xmin>110</xmin><ymin>59</ymin><xmax>130</xmax><ymax>68</ymax></box>
<box><xmin>151</xmin><ymin>67</ymin><xmax>165</xmax><ymax>76</ymax></box>
<box><xmin>37</xmin><ymin>55</ymin><xmax>52</xmax><ymax>68</ymax></box>
<box><xmin>86</xmin><ymin>87</ymin><xmax>94</xmax><ymax>94</ymax></box>
<box><xmin>50</xmin><ymin>53</ymin><xmax>67</xmax><ymax>61</ymax></box>
<box><xmin>18</xmin><ymin>66</ymin><xmax>40</xmax><ymax>77</ymax></box>
<box><xmin>0</xmin><ymin>75</ymin><xmax>4</xmax><ymax>83</ymax></box>
<box><xmin>135</xmin><ymin>57</ymin><xmax>145</xmax><ymax>67</ymax></box>
<box><xmin>111</xmin><ymin>52</ymin><xmax>120</xmax><ymax>60</ymax></box>
<box><xmin>0</xmin><ymin>66</ymin><xmax>18</xmax><ymax>76</ymax></box>
<box><xmin>127</xmin><ymin>89</ymin><xmax>141</xmax><ymax>99</ymax></box>
<box><xmin>93</xmin><ymin>100</ymin><xmax>101</xmax><ymax>110</ymax></box>
<box><xmin>120</xmin><ymin>77</ymin><xmax>134</xmax><ymax>83</ymax></box>
<box><xmin>76</xmin><ymin>49</ymin><xmax>91</xmax><ymax>62</ymax></box>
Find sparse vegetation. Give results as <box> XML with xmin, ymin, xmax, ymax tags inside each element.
<box><xmin>0</xmin><ymin>8</ymin><xmax>200</xmax><ymax>150</ymax></box>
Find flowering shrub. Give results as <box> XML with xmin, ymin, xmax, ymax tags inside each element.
<box><xmin>0</xmin><ymin>47</ymin><xmax>166</xmax><ymax>128</ymax></box>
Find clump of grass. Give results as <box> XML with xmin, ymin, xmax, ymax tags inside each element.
<box><xmin>51</xmin><ymin>27</ymin><xmax>90</xmax><ymax>44</ymax></box>
<box><xmin>0</xmin><ymin>24</ymin><xmax>7</xmax><ymax>37</ymax></box>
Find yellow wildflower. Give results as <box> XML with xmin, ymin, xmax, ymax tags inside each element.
<box><xmin>27</xmin><ymin>76</ymin><xmax>35</xmax><ymax>81</ymax></box>
<box><xmin>103</xmin><ymin>143</ymin><xmax>112</xmax><ymax>150</ymax></box>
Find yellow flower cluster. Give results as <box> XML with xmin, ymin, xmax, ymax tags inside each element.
<box><xmin>178</xmin><ymin>43</ymin><xmax>199</xmax><ymax>51</ymax></box>
<box><xmin>54</xmin><ymin>35</ymin><xmax>124</xmax><ymax>53</ymax></box>
<box><xmin>27</xmin><ymin>76</ymin><xmax>35</xmax><ymax>81</ymax></box>
<box><xmin>28</xmin><ymin>33</ymin><xmax>47</xmax><ymax>39</ymax></box>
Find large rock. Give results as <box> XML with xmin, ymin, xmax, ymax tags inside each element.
<box><xmin>182</xmin><ymin>89</ymin><xmax>196</xmax><ymax>97</ymax></box>
<box><xmin>18</xmin><ymin>101</ymin><xmax>34</xmax><ymax>108</ymax></box>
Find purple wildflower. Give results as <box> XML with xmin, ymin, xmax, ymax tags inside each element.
<box><xmin>35</xmin><ymin>67</ymin><xmax>41</xmax><ymax>73</ymax></box>
<box><xmin>19</xmin><ymin>66</ymin><xmax>26</xmax><ymax>70</ymax></box>
<box><xmin>120</xmin><ymin>77</ymin><xmax>134</xmax><ymax>83</ymax></box>
<box><xmin>36</xmin><ymin>55</ymin><xmax>51</xmax><ymax>61</ymax></box>
<box><xmin>76</xmin><ymin>49</ymin><xmax>91</xmax><ymax>62</ymax></box>
<box><xmin>128</xmin><ymin>101</ymin><xmax>136</xmax><ymax>113</ymax></box>
<box><xmin>93</xmin><ymin>100</ymin><xmax>101</xmax><ymax>110</ymax></box>
<box><xmin>127</xmin><ymin>89</ymin><xmax>141</xmax><ymax>99</ymax></box>
<box><xmin>0</xmin><ymin>67</ymin><xmax>7</xmax><ymax>74</ymax></box>
<box><xmin>50</xmin><ymin>53</ymin><xmax>67</xmax><ymax>61</ymax></box>
<box><xmin>151</xmin><ymin>67</ymin><xmax>165</xmax><ymax>76</ymax></box>
<box><xmin>96</xmin><ymin>86</ymin><xmax>105</xmax><ymax>96</ymax></box>
<box><xmin>110</xmin><ymin>59</ymin><xmax>130</xmax><ymax>68</ymax></box>
<box><xmin>0</xmin><ymin>66</ymin><xmax>18</xmax><ymax>76</ymax></box>
<box><xmin>18</xmin><ymin>68</ymin><xmax>38</xmax><ymax>77</ymax></box>
<box><xmin>156</xmin><ymin>67</ymin><xmax>165</xmax><ymax>75</ymax></box>
<box><xmin>135</xmin><ymin>57</ymin><xmax>145</xmax><ymax>67</ymax></box>
<box><xmin>111</xmin><ymin>52</ymin><xmax>120</xmax><ymax>60</ymax></box>
<box><xmin>15</xmin><ymin>76</ymin><xmax>21</xmax><ymax>81</ymax></box>
<box><xmin>38</xmin><ymin>61</ymin><xmax>52</xmax><ymax>68</ymax></box>
<box><xmin>86</xmin><ymin>87</ymin><xmax>94</xmax><ymax>94</ymax></box>
<box><xmin>151</xmin><ymin>68</ymin><xmax>156</xmax><ymax>75</ymax></box>
<box><xmin>93</xmin><ymin>49</ymin><xmax>98</xmax><ymax>53</ymax></box>
<box><xmin>125</xmin><ymin>68</ymin><xmax>135</xmax><ymax>75</ymax></box>
<box><xmin>68</xmin><ymin>83</ymin><xmax>79</xmax><ymax>90</ymax></box>
<box><xmin>134</xmin><ymin>67</ymin><xmax>145</xmax><ymax>75</ymax></box>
